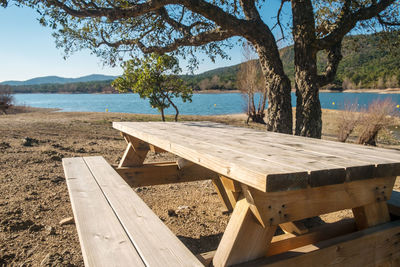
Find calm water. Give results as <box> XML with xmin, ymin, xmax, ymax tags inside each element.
<box><xmin>14</xmin><ymin>92</ymin><xmax>400</xmax><ymax>115</ymax></box>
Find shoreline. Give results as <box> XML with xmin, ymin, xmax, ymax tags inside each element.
<box><xmin>11</xmin><ymin>88</ymin><xmax>400</xmax><ymax>95</ymax></box>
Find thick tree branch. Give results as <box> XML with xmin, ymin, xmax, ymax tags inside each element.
<box><xmin>317</xmin><ymin>0</ymin><xmax>396</xmax><ymax>49</ymax></box>
<box><xmin>99</xmin><ymin>28</ymin><xmax>236</xmax><ymax>54</ymax></box>
<box><xmin>44</xmin><ymin>0</ymin><xmax>180</xmax><ymax>20</ymax></box>
<box><xmin>316</xmin><ymin>42</ymin><xmax>343</xmax><ymax>87</ymax></box>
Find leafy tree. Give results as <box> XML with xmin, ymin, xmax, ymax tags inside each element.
<box><xmin>22</xmin><ymin>0</ymin><xmax>400</xmax><ymax>138</ymax></box>
<box><xmin>112</xmin><ymin>53</ymin><xmax>192</xmax><ymax>122</ymax></box>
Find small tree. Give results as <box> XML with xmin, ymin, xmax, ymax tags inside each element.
<box><xmin>113</xmin><ymin>54</ymin><xmax>192</xmax><ymax>122</ymax></box>
<box><xmin>237</xmin><ymin>43</ymin><xmax>266</xmax><ymax>124</ymax></box>
<box><xmin>0</xmin><ymin>88</ymin><xmax>14</xmax><ymax>114</ymax></box>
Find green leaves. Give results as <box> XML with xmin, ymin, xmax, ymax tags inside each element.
<box><xmin>112</xmin><ymin>54</ymin><xmax>192</xmax><ymax>121</ymax></box>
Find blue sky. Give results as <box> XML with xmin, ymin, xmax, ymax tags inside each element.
<box><xmin>0</xmin><ymin>3</ymin><xmax>290</xmax><ymax>82</ymax></box>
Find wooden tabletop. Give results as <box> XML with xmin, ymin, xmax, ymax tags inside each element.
<box><xmin>113</xmin><ymin>121</ymin><xmax>400</xmax><ymax>192</ymax></box>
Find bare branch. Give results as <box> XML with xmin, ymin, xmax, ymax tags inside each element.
<box><xmin>377</xmin><ymin>14</ymin><xmax>400</xmax><ymax>26</ymax></box>
<box><xmin>271</xmin><ymin>0</ymin><xmax>289</xmax><ymax>41</ymax></box>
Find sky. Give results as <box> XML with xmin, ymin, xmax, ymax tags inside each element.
<box><xmin>0</xmin><ymin>3</ymin><xmax>290</xmax><ymax>82</ymax></box>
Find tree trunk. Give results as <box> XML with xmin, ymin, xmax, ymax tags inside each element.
<box><xmin>160</xmin><ymin>108</ymin><xmax>165</xmax><ymax>122</ymax></box>
<box><xmin>252</xmin><ymin>41</ymin><xmax>292</xmax><ymax>134</ymax></box>
<box><xmin>165</xmin><ymin>93</ymin><xmax>179</xmax><ymax>122</ymax></box>
<box><xmin>292</xmin><ymin>0</ymin><xmax>322</xmax><ymax>138</ymax></box>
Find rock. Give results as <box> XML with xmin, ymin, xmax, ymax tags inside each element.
<box><xmin>50</xmin><ymin>155</ymin><xmax>62</xmax><ymax>162</ymax></box>
<box><xmin>167</xmin><ymin>209</ymin><xmax>177</xmax><ymax>217</ymax></box>
<box><xmin>75</xmin><ymin>147</ymin><xmax>86</xmax><ymax>153</ymax></box>
<box><xmin>45</xmin><ymin>226</ymin><xmax>56</xmax><ymax>236</ymax></box>
<box><xmin>59</xmin><ymin>217</ymin><xmax>74</xmax><ymax>226</ymax></box>
<box><xmin>51</xmin><ymin>176</ymin><xmax>64</xmax><ymax>184</ymax></box>
<box><xmin>0</xmin><ymin>142</ymin><xmax>10</xmax><ymax>149</ymax></box>
<box><xmin>28</xmin><ymin>224</ymin><xmax>44</xmax><ymax>233</ymax></box>
<box><xmin>22</xmin><ymin>137</ymin><xmax>39</xmax><ymax>147</ymax></box>
<box><xmin>176</xmin><ymin>205</ymin><xmax>190</xmax><ymax>211</ymax></box>
<box><xmin>40</xmin><ymin>253</ymin><xmax>63</xmax><ymax>267</ymax></box>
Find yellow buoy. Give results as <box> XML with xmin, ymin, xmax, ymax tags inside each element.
<box><xmin>214</xmin><ymin>104</ymin><xmax>217</xmax><ymax>107</ymax></box>
<box><xmin>397</xmin><ymin>104</ymin><xmax>400</xmax><ymax>108</ymax></box>
<box><xmin>332</xmin><ymin>102</ymin><xmax>335</xmax><ymax>105</ymax></box>
<box><xmin>105</xmin><ymin>109</ymin><xmax>109</xmax><ymax>112</ymax></box>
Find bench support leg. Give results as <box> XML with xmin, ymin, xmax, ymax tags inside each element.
<box><xmin>212</xmin><ymin>176</ymin><xmax>240</xmax><ymax>212</ymax></box>
<box><xmin>118</xmin><ymin>134</ymin><xmax>150</xmax><ymax>167</ymax></box>
<box><xmin>212</xmin><ymin>197</ymin><xmax>277</xmax><ymax>267</ymax></box>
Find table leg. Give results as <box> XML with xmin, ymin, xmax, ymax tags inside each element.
<box><xmin>352</xmin><ymin>201</ymin><xmax>391</xmax><ymax>230</ymax></box>
<box><xmin>212</xmin><ymin>197</ymin><xmax>277</xmax><ymax>267</ymax></box>
<box><xmin>212</xmin><ymin>176</ymin><xmax>241</xmax><ymax>212</ymax></box>
<box><xmin>118</xmin><ymin>134</ymin><xmax>150</xmax><ymax>167</ymax></box>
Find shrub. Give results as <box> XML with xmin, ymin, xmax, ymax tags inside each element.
<box><xmin>0</xmin><ymin>90</ymin><xmax>14</xmax><ymax>114</ymax></box>
<box><xmin>337</xmin><ymin>101</ymin><xmax>361</xmax><ymax>142</ymax></box>
<box><xmin>357</xmin><ymin>98</ymin><xmax>398</xmax><ymax>146</ymax></box>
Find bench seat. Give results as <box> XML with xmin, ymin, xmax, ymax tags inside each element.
<box><xmin>63</xmin><ymin>156</ymin><xmax>203</xmax><ymax>267</ymax></box>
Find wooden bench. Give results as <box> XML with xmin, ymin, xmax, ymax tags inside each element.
<box><xmin>62</xmin><ymin>156</ymin><xmax>203</xmax><ymax>267</ymax></box>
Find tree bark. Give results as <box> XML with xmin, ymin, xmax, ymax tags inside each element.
<box><xmin>250</xmin><ymin>35</ymin><xmax>292</xmax><ymax>134</ymax></box>
<box><xmin>160</xmin><ymin>108</ymin><xmax>165</xmax><ymax>121</ymax></box>
<box><xmin>292</xmin><ymin>0</ymin><xmax>322</xmax><ymax>138</ymax></box>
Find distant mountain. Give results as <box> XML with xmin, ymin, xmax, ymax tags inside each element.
<box><xmin>1</xmin><ymin>74</ymin><xmax>118</xmax><ymax>86</ymax></box>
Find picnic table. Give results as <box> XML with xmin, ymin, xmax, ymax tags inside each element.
<box><xmin>102</xmin><ymin>121</ymin><xmax>400</xmax><ymax>266</ymax></box>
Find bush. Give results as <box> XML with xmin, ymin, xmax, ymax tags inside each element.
<box><xmin>357</xmin><ymin>98</ymin><xmax>398</xmax><ymax>146</ymax></box>
<box><xmin>0</xmin><ymin>90</ymin><xmax>14</xmax><ymax>114</ymax></box>
<box><xmin>337</xmin><ymin>101</ymin><xmax>361</xmax><ymax>142</ymax></box>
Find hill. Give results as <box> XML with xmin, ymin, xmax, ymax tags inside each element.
<box><xmin>186</xmin><ymin>31</ymin><xmax>399</xmax><ymax>91</ymax></box>
<box><xmin>1</xmin><ymin>74</ymin><xmax>117</xmax><ymax>86</ymax></box>
<box><xmin>1</xmin><ymin>31</ymin><xmax>398</xmax><ymax>93</ymax></box>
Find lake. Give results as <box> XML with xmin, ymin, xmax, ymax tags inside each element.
<box><xmin>14</xmin><ymin>92</ymin><xmax>400</xmax><ymax>115</ymax></box>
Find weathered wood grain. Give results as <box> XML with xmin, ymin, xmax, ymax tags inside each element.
<box><xmin>113</xmin><ymin>122</ymin><xmax>400</xmax><ymax>192</ymax></box>
<box><xmin>63</xmin><ymin>157</ymin><xmax>145</xmax><ymax>267</ymax></box>
<box><xmin>83</xmin><ymin>156</ymin><xmax>203</xmax><ymax>267</ymax></box>
<box><xmin>241</xmin><ymin>220</ymin><xmax>400</xmax><ymax>267</ymax></box>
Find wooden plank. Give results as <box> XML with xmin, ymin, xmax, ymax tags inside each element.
<box><xmin>242</xmin><ymin>177</ymin><xmax>396</xmax><ymax>226</ymax></box>
<box><xmin>116</xmin><ymin>162</ymin><xmax>218</xmax><ymax>187</ymax></box>
<box><xmin>212</xmin><ymin>197</ymin><xmax>277</xmax><ymax>267</ymax></box>
<box><xmin>113</xmin><ymin>122</ymin><xmax>308</xmax><ymax>192</ymax></box>
<box><xmin>388</xmin><ymin>190</ymin><xmax>400</xmax><ymax>217</ymax></box>
<box><xmin>212</xmin><ymin>178</ymin><xmax>234</xmax><ymax>212</ymax></box>
<box><xmin>62</xmin><ymin>157</ymin><xmax>145</xmax><ymax>267</ymax></box>
<box><xmin>279</xmin><ymin>221</ymin><xmax>308</xmax><ymax>235</ymax></box>
<box><xmin>241</xmin><ymin>220</ymin><xmax>400</xmax><ymax>267</ymax></box>
<box><xmin>113</xmin><ymin>122</ymin><xmax>400</xmax><ymax>192</ymax></box>
<box><xmin>162</xmin><ymin>122</ymin><xmax>399</xmax><ymax>182</ymax></box>
<box><xmin>149</xmin><ymin>144</ymin><xmax>166</xmax><ymax>153</ymax></box>
<box><xmin>352</xmin><ymin>201</ymin><xmax>391</xmax><ymax>230</ymax></box>
<box><xmin>268</xmin><ymin>220</ymin><xmax>356</xmax><ymax>256</ymax></box>
<box><xmin>118</xmin><ymin>134</ymin><xmax>149</xmax><ymax>167</ymax></box>
<box><xmin>127</xmin><ymin>123</ymin><xmax>350</xmax><ymax>187</ymax></box>
<box><xmin>197</xmin><ymin>219</ymin><xmax>356</xmax><ymax>263</ymax></box>
<box><xmin>83</xmin><ymin>156</ymin><xmax>203</xmax><ymax>267</ymax></box>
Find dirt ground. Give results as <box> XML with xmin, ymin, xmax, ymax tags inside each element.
<box><xmin>1</xmin><ymin>107</ymin><xmax>399</xmax><ymax>266</ymax></box>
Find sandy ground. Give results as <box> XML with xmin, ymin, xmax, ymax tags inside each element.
<box><xmin>1</xmin><ymin>107</ymin><xmax>400</xmax><ymax>266</ymax></box>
